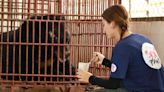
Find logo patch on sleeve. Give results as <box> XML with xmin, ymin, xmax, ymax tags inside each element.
<box><xmin>142</xmin><ymin>42</ymin><xmax>161</xmax><ymax>69</ymax></box>
<box><xmin>111</xmin><ymin>63</ymin><xmax>117</xmax><ymax>72</ymax></box>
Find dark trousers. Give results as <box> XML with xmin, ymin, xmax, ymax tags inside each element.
<box><xmin>89</xmin><ymin>88</ymin><xmax>130</xmax><ymax>92</ymax></box>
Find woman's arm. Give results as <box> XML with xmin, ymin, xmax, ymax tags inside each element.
<box><xmin>89</xmin><ymin>75</ymin><xmax>121</xmax><ymax>89</ymax></box>
<box><xmin>102</xmin><ymin>58</ymin><xmax>112</xmax><ymax>68</ymax></box>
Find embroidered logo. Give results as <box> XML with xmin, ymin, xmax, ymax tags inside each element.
<box><xmin>142</xmin><ymin>42</ymin><xmax>161</xmax><ymax>69</ymax></box>
<box><xmin>111</xmin><ymin>63</ymin><xmax>117</xmax><ymax>72</ymax></box>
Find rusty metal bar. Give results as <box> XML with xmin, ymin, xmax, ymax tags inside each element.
<box><xmin>31</xmin><ymin>19</ymin><xmax>35</xmax><ymax>81</ymax></box>
<box><xmin>47</xmin><ymin>1</ymin><xmax>51</xmax><ymax>81</ymax></box>
<box><xmin>38</xmin><ymin>18</ymin><xmax>41</xmax><ymax>81</ymax></box>
<box><xmin>51</xmin><ymin>21</ymin><xmax>55</xmax><ymax>82</ymax></box>
<box><xmin>118</xmin><ymin>0</ymin><xmax>121</xmax><ymax>4</ymax></box>
<box><xmin>44</xmin><ymin>19</ymin><xmax>48</xmax><ymax>81</ymax></box>
<box><xmin>0</xmin><ymin>42</ymin><xmax>114</xmax><ymax>47</ymax></box>
<box><xmin>19</xmin><ymin>0</ymin><xmax>24</xmax><ymax>81</ymax></box>
<box><xmin>6</xmin><ymin>0</ymin><xmax>12</xmax><ymax>80</ymax></box>
<box><xmin>11</xmin><ymin>0</ymin><xmax>18</xmax><ymax>84</ymax></box>
<box><xmin>114</xmin><ymin>0</ymin><xmax>121</xmax><ymax>4</ymax></box>
<box><xmin>57</xmin><ymin>18</ymin><xmax>61</xmax><ymax>81</ymax></box>
<box><xmin>69</xmin><ymin>22</ymin><xmax>73</xmax><ymax>81</ymax></box>
<box><xmin>0</xmin><ymin>12</ymin><xmax>102</xmax><ymax>17</ymax></box>
<box><xmin>0</xmin><ymin>0</ymin><xmax>5</xmax><ymax>86</ymax></box>
<box><xmin>78</xmin><ymin>0</ymin><xmax>80</xmax><ymax>25</ymax></box>
<box><xmin>58</xmin><ymin>0</ymin><xmax>62</xmax><ymax>13</ymax></box>
<box><xmin>63</xmin><ymin>22</ymin><xmax>66</xmax><ymax>80</ymax></box>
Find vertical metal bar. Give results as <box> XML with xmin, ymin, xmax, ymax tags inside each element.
<box><xmin>114</xmin><ymin>0</ymin><xmax>120</xmax><ymax>4</ymax></box>
<box><xmin>48</xmin><ymin>0</ymin><xmax>50</xmax><ymax>13</ymax></box>
<box><xmin>69</xmin><ymin>22</ymin><xmax>73</xmax><ymax>81</ymax></box>
<box><xmin>80</xmin><ymin>23</ymin><xmax>82</xmax><ymax>62</ymax></box>
<box><xmin>40</xmin><ymin>0</ymin><xmax>43</xmax><ymax>81</ymax></box>
<box><xmin>63</xmin><ymin>22</ymin><xmax>66</xmax><ymax>80</ymax></box>
<box><xmin>72</xmin><ymin>0</ymin><xmax>75</xmax><ymax>19</ymax></box>
<box><xmin>34</xmin><ymin>0</ymin><xmax>37</xmax><ymax>16</ymax></box>
<box><xmin>84</xmin><ymin>0</ymin><xmax>86</xmax><ymax>19</ymax></box>
<box><xmin>58</xmin><ymin>0</ymin><xmax>62</xmax><ymax>13</ymax></box>
<box><xmin>118</xmin><ymin>0</ymin><xmax>121</xmax><ymax>4</ymax></box>
<box><xmin>25</xmin><ymin>20</ymin><xmax>29</xmax><ymax>81</ymax></box>
<box><xmin>27</xmin><ymin>0</ymin><xmax>30</xmax><ymax>18</ymax></box>
<box><xmin>6</xmin><ymin>0</ymin><xmax>12</xmax><ymax>80</ymax></box>
<box><xmin>10</xmin><ymin>0</ymin><xmax>13</xmax><ymax>31</ymax></box>
<box><xmin>52</xmin><ymin>0</ymin><xmax>57</xmax><ymax>81</ymax></box>
<box><xmin>98</xmin><ymin>0</ymin><xmax>100</xmax><ymax>20</ymax></box>
<box><xmin>41</xmin><ymin>0</ymin><xmax>44</xmax><ymax>14</ymax></box>
<box><xmin>41</xmin><ymin>0</ymin><xmax>46</xmax><ymax>81</ymax></box>
<box><xmin>82</xmin><ymin>23</ymin><xmax>84</xmax><ymax>62</ymax></box>
<box><xmin>21</xmin><ymin>0</ymin><xmax>24</xmax><ymax>19</ymax></box>
<box><xmin>108</xmin><ymin>0</ymin><xmax>111</xmax><ymax>7</ymax></box>
<box><xmin>19</xmin><ymin>0</ymin><xmax>24</xmax><ymax>81</ymax></box>
<box><xmin>57</xmin><ymin>18</ymin><xmax>61</xmax><ymax>81</ymax></box>
<box><xmin>50</xmin><ymin>21</ymin><xmax>54</xmax><ymax>81</ymax></box>
<box><xmin>32</xmin><ymin>0</ymin><xmax>37</xmax><ymax>80</ymax></box>
<box><xmin>53</xmin><ymin>0</ymin><xmax>56</xmax><ymax>14</ymax></box>
<box><xmin>77</xmin><ymin>23</ymin><xmax>80</xmax><ymax>67</ymax></box>
<box><xmin>77</xmin><ymin>0</ymin><xmax>80</xmax><ymax>70</ymax></box>
<box><xmin>90</xmin><ymin>0</ymin><xmax>94</xmax><ymax>62</ymax></box>
<box><xmin>83</xmin><ymin>25</ymin><xmax>86</xmax><ymax>62</ymax></box>
<box><xmin>85</xmin><ymin>23</ymin><xmax>87</xmax><ymax>62</ymax></box>
<box><xmin>101</xmin><ymin>0</ymin><xmax>105</xmax><ymax>53</ymax></box>
<box><xmin>32</xmin><ymin>18</ymin><xmax>35</xmax><ymax>81</ymax></box>
<box><xmin>91</xmin><ymin>0</ymin><xmax>93</xmax><ymax>19</ymax></box>
<box><xmin>66</xmin><ymin>0</ymin><xmax>68</xmax><ymax>15</ymax></box>
<box><xmin>38</xmin><ymin>19</ymin><xmax>41</xmax><ymax>81</ymax></box>
<box><xmin>25</xmin><ymin>0</ymin><xmax>30</xmax><ymax>81</ymax></box>
<box><xmin>44</xmin><ymin>20</ymin><xmax>48</xmax><ymax>81</ymax></box>
<box><xmin>95</xmin><ymin>22</ymin><xmax>98</xmax><ymax>75</ymax></box>
<box><xmin>12</xmin><ymin>0</ymin><xmax>17</xmax><ymax>84</ymax></box>
<box><xmin>86</xmin><ymin>23</ymin><xmax>88</xmax><ymax>62</ymax></box>
<box><xmin>78</xmin><ymin>0</ymin><xmax>80</xmax><ymax>25</ymax></box>
<box><xmin>73</xmin><ymin>23</ymin><xmax>76</xmax><ymax>81</ymax></box>
<box><xmin>46</xmin><ymin>0</ymin><xmax>50</xmax><ymax>81</ymax></box>
<box><xmin>91</xmin><ymin>23</ymin><xmax>93</xmax><ymax>74</ymax></box>
<box><xmin>81</xmin><ymin>23</ymin><xmax>83</xmax><ymax>62</ymax></box>
<box><xmin>96</xmin><ymin>0</ymin><xmax>99</xmax><ymax>23</ymax></box>
<box><xmin>0</xmin><ymin>0</ymin><xmax>5</xmax><ymax>81</ymax></box>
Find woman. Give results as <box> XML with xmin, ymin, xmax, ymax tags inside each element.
<box><xmin>77</xmin><ymin>4</ymin><xmax>164</xmax><ymax>92</ymax></box>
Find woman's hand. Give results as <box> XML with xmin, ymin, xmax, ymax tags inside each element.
<box><xmin>76</xmin><ymin>69</ymin><xmax>93</xmax><ymax>83</ymax></box>
<box><xmin>90</xmin><ymin>52</ymin><xmax>105</xmax><ymax>64</ymax></box>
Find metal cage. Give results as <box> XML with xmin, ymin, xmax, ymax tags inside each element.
<box><xmin>0</xmin><ymin>0</ymin><xmax>120</xmax><ymax>91</ymax></box>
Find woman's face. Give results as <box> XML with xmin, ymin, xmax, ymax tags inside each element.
<box><xmin>102</xmin><ymin>19</ymin><xmax>116</xmax><ymax>39</ymax></box>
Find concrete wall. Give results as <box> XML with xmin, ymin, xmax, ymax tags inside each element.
<box><xmin>130</xmin><ymin>21</ymin><xmax>164</xmax><ymax>65</ymax></box>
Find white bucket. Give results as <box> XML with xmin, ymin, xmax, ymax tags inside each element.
<box><xmin>78</xmin><ymin>62</ymin><xmax>90</xmax><ymax>72</ymax></box>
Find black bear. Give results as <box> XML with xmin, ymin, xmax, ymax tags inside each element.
<box><xmin>1</xmin><ymin>15</ymin><xmax>75</xmax><ymax>81</ymax></box>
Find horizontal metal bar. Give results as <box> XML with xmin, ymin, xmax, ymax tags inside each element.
<box><xmin>0</xmin><ymin>42</ymin><xmax>114</xmax><ymax>47</ymax></box>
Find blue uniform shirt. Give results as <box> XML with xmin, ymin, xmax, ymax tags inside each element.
<box><xmin>110</xmin><ymin>34</ymin><xmax>164</xmax><ymax>92</ymax></box>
